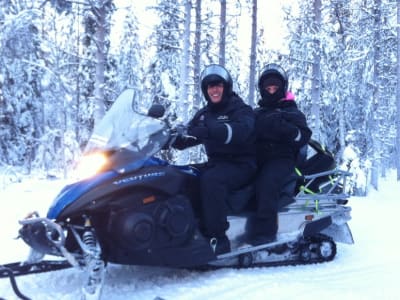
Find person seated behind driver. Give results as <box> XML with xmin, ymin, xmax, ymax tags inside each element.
<box><xmin>244</xmin><ymin>63</ymin><xmax>312</xmax><ymax>246</ymax></box>
<box><xmin>173</xmin><ymin>64</ymin><xmax>256</xmax><ymax>255</ymax></box>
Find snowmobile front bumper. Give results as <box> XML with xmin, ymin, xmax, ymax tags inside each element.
<box><xmin>18</xmin><ymin>216</ymin><xmax>66</xmax><ymax>257</ymax></box>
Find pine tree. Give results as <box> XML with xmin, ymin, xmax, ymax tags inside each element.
<box><xmin>397</xmin><ymin>0</ymin><xmax>400</xmax><ymax>181</ymax></box>
<box><xmin>0</xmin><ymin>7</ymin><xmax>44</xmax><ymax>171</ymax></box>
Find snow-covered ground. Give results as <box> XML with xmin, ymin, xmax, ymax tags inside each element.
<box><xmin>0</xmin><ymin>171</ymin><xmax>399</xmax><ymax>300</ymax></box>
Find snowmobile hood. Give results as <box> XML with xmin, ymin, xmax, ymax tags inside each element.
<box><xmin>47</xmin><ymin>171</ymin><xmax>117</xmax><ymax>219</ymax></box>
<box><xmin>46</xmin><ymin>156</ymin><xmax>171</xmax><ymax>219</ymax></box>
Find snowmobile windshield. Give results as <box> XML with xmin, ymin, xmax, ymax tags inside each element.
<box><xmin>84</xmin><ymin>89</ymin><xmax>168</xmax><ymax>163</ymax></box>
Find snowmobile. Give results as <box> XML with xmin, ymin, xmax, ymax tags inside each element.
<box><xmin>0</xmin><ymin>89</ymin><xmax>354</xmax><ymax>300</ymax></box>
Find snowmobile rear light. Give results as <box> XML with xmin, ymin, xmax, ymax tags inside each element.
<box><xmin>143</xmin><ymin>195</ymin><xmax>156</xmax><ymax>204</ymax></box>
<box><xmin>305</xmin><ymin>214</ymin><xmax>314</xmax><ymax>221</ymax></box>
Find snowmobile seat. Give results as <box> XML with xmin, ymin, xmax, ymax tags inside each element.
<box><xmin>225</xmin><ymin>172</ymin><xmax>297</xmax><ymax>216</ymax></box>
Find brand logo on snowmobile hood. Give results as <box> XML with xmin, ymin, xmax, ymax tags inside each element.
<box><xmin>113</xmin><ymin>171</ymin><xmax>165</xmax><ymax>185</ymax></box>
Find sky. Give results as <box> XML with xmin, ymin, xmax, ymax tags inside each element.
<box><xmin>0</xmin><ymin>170</ymin><xmax>399</xmax><ymax>300</ymax></box>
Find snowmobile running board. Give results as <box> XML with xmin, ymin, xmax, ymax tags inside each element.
<box><xmin>213</xmin><ymin>233</ymin><xmax>337</xmax><ymax>268</ymax></box>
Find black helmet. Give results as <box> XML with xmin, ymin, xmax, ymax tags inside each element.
<box><xmin>200</xmin><ymin>64</ymin><xmax>233</xmax><ymax>102</ymax></box>
<box><xmin>258</xmin><ymin>63</ymin><xmax>288</xmax><ymax>96</ymax></box>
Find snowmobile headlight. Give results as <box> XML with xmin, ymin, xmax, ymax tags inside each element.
<box><xmin>74</xmin><ymin>152</ymin><xmax>108</xmax><ymax>180</ymax></box>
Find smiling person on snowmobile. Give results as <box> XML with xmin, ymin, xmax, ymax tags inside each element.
<box><xmin>244</xmin><ymin>63</ymin><xmax>312</xmax><ymax>246</ymax></box>
<box><xmin>173</xmin><ymin>64</ymin><xmax>256</xmax><ymax>254</ymax></box>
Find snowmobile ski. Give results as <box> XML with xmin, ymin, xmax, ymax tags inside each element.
<box><xmin>0</xmin><ymin>259</ymin><xmax>72</xmax><ymax>278</ymax></box>
<box><xmin>0</xmin><ymin>260</ymin><xmax>72</xmax><ymax>300</ymax></box>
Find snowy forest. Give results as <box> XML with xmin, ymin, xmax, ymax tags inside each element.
<box><xmin>0</xmin><ymin>0</ymin><xmax>399</xmax><ymax>195</ymax></box>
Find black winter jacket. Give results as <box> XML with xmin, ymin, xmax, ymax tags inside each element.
<box><xmin>255</xmin><ymin>95</ymin><xmax>312</xmax><ymax>163</ymax></box>
<box><xmin>174</xmin><ymin>93</ymin><xmax>256</xmax><ymax>163</ymax></box>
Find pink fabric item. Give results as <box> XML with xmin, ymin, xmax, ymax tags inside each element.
<box><xmin>284</xmin><ymin>91</ymin><xmax>295</xmax><ymax>101</ymax></box>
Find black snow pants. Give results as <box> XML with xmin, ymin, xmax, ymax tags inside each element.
<box><xmin>253</xmin><ymin>158</ymin><xmax>295</xmax><ymax>236</ymax></box>
<box><xmin>198</xmin><ymin>160</ymin><xmax>256</xmax><ymax>239</ymax></box>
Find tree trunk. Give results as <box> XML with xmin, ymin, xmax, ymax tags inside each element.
<box><xmin>397</xmin><ymin>0</ymin><xmax>400</xmax><ymax>181</ymax></box>
<box><xmin>370</xmin><ymin>0</ymin><xmax>382</xmax><ymax>190</ymax></box>
<box><xmin>333</xmin><ymin>3</ymin><xmax>347</xmax><ymax>162</ymax></box>
<box><xmin>219</xmin><ymin>0</ymin><xmax>226</xmax><ymax>66</ymax></box>
<box><xmin>248</xmin><ymin>0</ymin><xmax>257</xmax><ymax>106</ymax></box>
<box><xmin>93</xmin><ymin>5</ymin><xmax>107</xmax><ymax>125</ymax></box>
<box><xmin>180</xmin><ymin>0</ymin><xmax>192</xmax><ymax>123</ymax></box>
<box><xmin>193</xmin><ymin>0</ymin><xmax>202</xmax><ymax>111</ymax></box>
<box><xmin>311</xmin><ymin>0</ymin><xmax>321</xmax><ymax>140</ymax></box>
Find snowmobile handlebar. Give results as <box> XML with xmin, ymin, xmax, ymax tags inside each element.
<box><xmin>163</xmin><ymin>123</ymin><xmax>201</xmax><ymax>150</ymax></box>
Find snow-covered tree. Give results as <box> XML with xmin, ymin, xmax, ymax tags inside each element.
<box><xmin>397</xmin><ymin>0</ymin><xmax>400</xmax><ymax>181</ymax></box>
<box><xmin>113</xmin><ymin>5</ymin><xmax>142</xmax><ymax>94</ymax></box>
<box><xmin>81</xmin><ymin>0</ymin><xmax>115</xmax><ymax>125</ymax></box>
<box><xmin>0</xmin><ymin>7</ymin><xmax>46</xmax><ymax>170</ymax></box>
<box><xmin>147</xmin><ymin>0</ymin><xmax>182</xmax><ymax>113</ymax></box>
<box><xmin>287</xmin><ymin>0</ymin><xmax>397</xmax><ymax>193</ymax></box>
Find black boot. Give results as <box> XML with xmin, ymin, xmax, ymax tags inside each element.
<box><xmin>241</xmin><ymin>216</ymin><xmax>277</xmax><ymax>246</ymax></box>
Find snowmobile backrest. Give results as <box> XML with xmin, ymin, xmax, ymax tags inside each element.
<box><xmin>295</xmin><ymin>139</ymin><xmax>336</xmax><ymax>193</ymax></box>
<box><xmin>296</xmin><ymin>140</ymin><xmax>335</xmax><ymax>172</ymax></box>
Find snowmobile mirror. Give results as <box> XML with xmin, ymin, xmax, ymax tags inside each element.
<box><xmin>147</xmin><ymin>104</ymin><xmax>165</xmax><ymax>119</ymax></box>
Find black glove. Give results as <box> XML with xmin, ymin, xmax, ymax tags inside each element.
<box><xmin>188</xmin><ymin>125</ymin><xmax>209</xmax><ymax>140</ymax></box>
<box><xmin>257</xmin><ymin>112</ymin><xmax>283</xmax><ymax>131</ymax></box>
